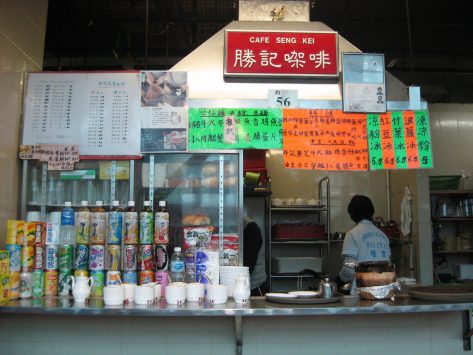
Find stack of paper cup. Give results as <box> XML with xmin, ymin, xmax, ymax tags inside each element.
<box><xmin>219</xmin><ymin>266</ymin><xmax>250</xmax><ymax>297</ymax></box>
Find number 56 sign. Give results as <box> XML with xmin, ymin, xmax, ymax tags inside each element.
<box><xmin>268</xmin><ymin>89</ymin><xmax>298</xmax><ymax>108</ymax></box>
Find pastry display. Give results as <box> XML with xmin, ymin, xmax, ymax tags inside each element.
<box><xmin>181</xmin><ymin>213</ymin><xmax>211</xmax><ymax>226</ymax></box>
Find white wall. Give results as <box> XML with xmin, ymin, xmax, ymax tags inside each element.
<box><xmin>0</xmin><ymin>0</ymin><xmax>48</xmax><ymax>244</ymax></box>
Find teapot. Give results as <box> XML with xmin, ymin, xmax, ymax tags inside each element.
<box><xmin>232</xmin><ymin>275</ymin><xmax>251</xmax><ymax>304</ymax></box>
<box><xmin>318</xmin><ymin>278</ymin><xmax>336</xmax><ymax>299</ymax></box>
<box><xmin>71</xmin><ymin>275</ymin><xmax>94</xmax><ymax>303</ymax></box>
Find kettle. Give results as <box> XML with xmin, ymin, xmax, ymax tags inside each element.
<box><xmin>318</xmin><ymin>278</ymin><xmax>336</xmax><ymax>299</ymax></box>
<box><xmin>71</xmin><ymin>275</ymin><xmax>94</xmax><ymax>303</ymax></box>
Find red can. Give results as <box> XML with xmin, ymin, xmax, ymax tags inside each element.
<box><xmin>34</xmin><ymin>222</ymin><xmax>46</xmax><ymax>246</ymax></box>
<box><xmin>139</xmin><ymin>245</ymin><xmax>154</xmax><ymax>271</ymax></box>
<box><xmin>139</xmin><ymin>270</ymin><xmax>154</xmax><ymax>285</ymax></box>
<box><xmin>123</xmin><ymin>245</ymin><xmax>137</xmax><ymax>271</ymax></box>
<box><xmin>34</xmin><ymin>245</ymin><xmax>44</xmax><ymax>270</ymax></box>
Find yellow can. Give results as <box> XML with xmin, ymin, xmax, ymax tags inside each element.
<box><xmin>44</xmin><ymin>270</ymin><xmax>58</xmax><ymax>296</ymax></box>
<box><xmin>15</xmin><ymin>221</ymin><xmax>26</xmax><ymax>245</ymax></box>
<box><xmin>21</xmin><ymin>246</ymin><xmax>34</xmax><ymax>272</ymax></box>
<box><xmin>10</xmin><ymin>271</ymin><xmax>20</xmax><ymax>300</ymax></box>
<box><xmin>74</xmin><ymin>269</ymin><xmax>89</xmax><ymax>277</ymax></box>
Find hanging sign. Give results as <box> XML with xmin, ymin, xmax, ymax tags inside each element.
<box><xmin>188</xmin><ymin>108</ymin><xmax>282</xmax><ymax>150</ymax></box>
<box><xmin>268</xmin><ymin>89</ymin><xmax>298</xmax><ymax>108</ymax></box>
<box><xmin>367</xmin><ymin>110</ymin><xmax>433</xmax><ymax>170</ymax></box>
<box><xmin>283</xmin><ymin>109</ymin><xmax>369</xmax><ymax>171</ymax></box>
<box><xmin>224</xmin><ymin>30</ymin><xmax>338</xmax><ymax>78</ymax></box>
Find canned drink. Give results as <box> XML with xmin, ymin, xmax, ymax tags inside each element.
<box><xmin>139</xmin><ymin>270</ymin><xmax>154</xmax><ymax>285</ymax></box>
<box><xmin>19</xmin><ymin>271</ymin><xmax>33</xmax><ymax>298</ymax></box>
<box><xmin>6</xmin><ymin>220</ymin><xmax>20</xmax><ymax>244</ymax></box>
<box><xmin>10</xmin><ymin>271</ymin><xmax>21</xmax><ymax>300</ymax></box>
<box><xmin>58</xmin><ymin>270</ymin><xmax>72</xmax><ymax>296</ymax></box>
<box><xmin>89</xmin><ymin>245</ymin><xmax>105</xmax><ymax>271</ymax></box>
<box><xmin>106</xmin><ymin>245</ymin><xmax>121</xmax><ymax>271</ymax></box>
<box><xmin>123</xmin><ymin>245</ymin><xmax>137</xmax><ymax>271</ymax></box>
<box><xmin>107</xmin><ymin>210</ymin><xmax>123</xmax><ymax>245</ymax></box>
<box><xmin>15</xmin><ymin>221</ymin><xmax>26</xmax><ymax>245</ymax></box>
<box><xmin>106</xmin><ymin>270</ymin><xmax>122</xmax><ymax>285</ymax></box>
<box><xmin>73</xmin><ymin>244</ymin><xmax>89</xmax><ymax>270</ymax></box>
<box><xmin>21</xmin><ymin>246</ymin><xmax>34</xmax><ymax>272</ymax></box>
<box><xmin>122</xmin><ymin>271</ymin><xmax>137</xmax><ymax>284</ymax></box>
<box><xmin>6</xmin><ymin>244</ymin><xmax>21</xmax><ymax>272</ymax></box>
<box><xmin>32</xmin><ymin>270</ymin><xmax>44</xmax><ymax>298</ymax></box>
<box><xmin>45</xmin><ymin>222</ymin><xmax>60</xmax><ymax>245</ymax></box>
<box><xmin>139</xmin><ymin>245</ymin><xmax>154</xmax><ymax>271</ymax></box>
<box><xmin>58</xmin><ymin>244</ymin><xmax>74</xmax><ymax>271</ymax></box>
<box><xmin>34</xmin><ymin>245</ymin><xmax>44</xmax><ymax>270</ymax></box>
<box><xmin>155</xmin><ymin>270</ymin><xmax>168</xmax><ymax>297</ymax></box>
<box><xmin>74</xmin><ymin>269</ymin><xmax>89</xmax><ymax>277</ymax></box>
<box><xmin>90</xmin><ymin>271</ymin><xmax>105</xmax><ymax>297</ymax></box>
<box><xmin>34</xmin><ymin>222</ymin><xmax>46</xmax><ymax>246</ymax></box>
<box><xmin>44</xmin><ymin>270</ymin><xmax>58</xmax><ymax>296</ymax></box>
<box><xmin>44</xmin><ymin>244</ymin><xmax>59</xmax><ymax>270</ymax></box>
<box><xmin>154</xmin><ymin>245</ymin><xmax>169</xmax><ymax>271</ymax></box>
<box><xmin>25</xmin><ymin>222</ymin><xmax>37</xmax><ymax>247</ymax></box>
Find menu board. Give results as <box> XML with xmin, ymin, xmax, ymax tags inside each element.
<box><xmin>22</xmin><ymin>72</ymin><xmax>141</xmax><ymax>156</ymax></box>
<box><xmin>283</xmin><ymin>109</ymin><xmax>369</xmax><ymax>171</ymax></box>
<box><xmin>367</xmin><ymin>110</ymin><xmax>433</xmax><ymax>170</ymax></box>
<box><xmin>188</xmin><ymin>108</ymin><xmax>282</xmax><ymax>150</ymax></box>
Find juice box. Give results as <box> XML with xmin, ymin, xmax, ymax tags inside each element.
<box><xmin>0</xmin><ymin>275</ymin><xmax>10</xmax><ymax>302</ymax></box>
<box><xmin>25</xmin><ymin>222</ymin><xmax>37</xmax><ymax>247</ymax></box>
<box><xmin>15</xmin><ymin>221</ymin><xmax>26</xmax><ymax>245</ymax></box>
<box><xmin>0</xmin><ymin>250</ymin><xmax>10</xmax><ymax>276</ymax></box>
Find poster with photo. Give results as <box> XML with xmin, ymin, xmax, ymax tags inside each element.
<box><xmin>140</xmin><ymin>71</ymin><xmax>188</xmax><ymax>152</ymax></box>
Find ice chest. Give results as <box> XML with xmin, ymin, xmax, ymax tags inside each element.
<box><xmin>272</xmin><ymin>224</ymin><xmax>325</xmax><ymax>240</ymax></box>
<box><xmin>271</xmin><ymin>257</ymin><xmax>322</xmax><ymax>274</ymax></box>
<box><xmin>452</xmin><ymin>264</ymin><xmax>473</xmax><ymax>279</ymax></box>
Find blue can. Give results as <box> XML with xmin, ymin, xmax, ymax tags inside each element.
<box><xmin>122</xmin><ymin>271</ymin><xmax>137</xmax><ymax>284</ymax></box>
<box><xmin>73</xmin><ymin>244</ymin><xmax>89</xmax><ymax>270</ymax></box>
<box><xmin>6</xmin><ymin>244</ymin><xmax>21</xmax><ymax>272</ymax></box>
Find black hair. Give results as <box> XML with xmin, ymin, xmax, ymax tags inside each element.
<box><xmin>347</xmin><ymin>195</ymin><xmax>375</xmax><ymax>223</ymax></box>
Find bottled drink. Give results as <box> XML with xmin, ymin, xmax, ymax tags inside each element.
<box><xmin>139</xmin><ymin>201</ymin><xmax>153</xmax><ymax>245</ymax></box>
<box><xmin>60</xmin><ymin>202</ymin><xmax>75</xmax><ymax>246</ymax></box>
<box><xmin>90</xmin><ymin>201</ymin><xmax>107</xmax><ymax>244</ymax></box>
<box><xmin>75</xmin><ymin>200</ymin><xmax>90</xmax><ymax>244</ymax></box>
<box><xmin>154</xmin><ymin>200</ymin><xmax>169</xmax><ymax>245</ymax></box>
<box><xmin>184</xmin><ymin>240</ymin><xmax>197</xmax><ymax>283</ymax></box>
<box><xmin>170</xmin><ymin>247</ymin><xmax>185</xmax><ymax>282</ymax></box>
<box><xmin>124</xmin><ymin>201</ymin><xmax>139</xmax><ymax>244</ymax></box>
<box><xmin>107</xmin><ymin>200</ymin><xmax>123</xmax><ymax>245</ymax></box>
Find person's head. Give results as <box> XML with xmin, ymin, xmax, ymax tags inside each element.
<box><xmin>347</xmin><ymin>195</ymin><xmax>374</xmax><ymax>223</ymax></box>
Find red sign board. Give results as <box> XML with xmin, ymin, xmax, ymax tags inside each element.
<box><xmin>224</xmin><ymin>30</ymin><xmax>339</xmax><ymax>78</ymax></box>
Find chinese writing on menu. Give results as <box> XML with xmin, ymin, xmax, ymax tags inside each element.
<box><xmin>188</xmin><ymin>108</ymin><xmax>283</xmax><ymax>149</ymax></box>
<box><xmin>19</xmin><ymin>144</ymin><xmax>80</xmax><ymax>171</ymax></box>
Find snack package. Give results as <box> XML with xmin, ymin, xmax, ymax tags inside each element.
<box><xmin>182</xmin><ymin>226</ymin><xmax>214</xmax><ymax>249</ymax></box>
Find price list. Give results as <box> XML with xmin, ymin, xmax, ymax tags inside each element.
<box><xmin>111</xmin><ymin>90</ymin><xmax>129</xmax><ymax>144</ymax></box>
<box><xmin>86</xmin><ymin>90</ymin><xmax>105</xmax><ymax>148</ymax></box>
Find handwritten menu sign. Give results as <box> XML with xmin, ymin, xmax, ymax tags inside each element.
<box><xmin>19</xmin><ymin>144</ymin><xmax>80</xmax><ymax>170</ymax></box>
<box><xmin>283</xmin><ymin>109</ymin><xmax>369</xmax><ymax>171</ymax></box>
<box><xmin>367</xmin><ymin>110</ymin><xmax>433</xmax><ymax>170</ymax></box>
<box><xmin>22</xmin><ymin>72</ymin><xmax>141</xmax><ymax>156</ymax></box>
<box><xmin>188</xmin><ymin>108</ymin><xmax>282</xmax><ymax>150</ymax></box>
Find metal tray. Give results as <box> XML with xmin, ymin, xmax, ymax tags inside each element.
<box><xmin>266</xmin><ymin>293</ymin><xmax>342</xmax><ymax>304</ymax></box>
<box><xmin>408</xmin><ymin>285</ymin><xmax>473</xmax><ymax>302</ymax></box>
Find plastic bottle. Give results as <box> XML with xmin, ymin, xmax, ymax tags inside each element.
<box><xmin>60</xmin><ymin>201</ymin><xmax>75</xmax><ymax>246</ymax></box>
<box><xmin>75</xmin><ymin>200</ymin><xmax>90</xmax><ymax>244</ymax></box>
<box><xmin>124</xmin><ymin>201</ymin><xmax>139</xmax><ymax>244</ymax></box>
<box><xmin>90</xmin><ymin>201</ymin><xmax>107</xmax><ymax>244</ymax></box>
<box><xmin>154</xmin><ymin>201</ymin><xmax>169</xmax><ymax>245</ymax></box>
<box><xmin>184</xmin><ymin>240</ymin><xmax>197</xmax><ymax>283</ymax></box>
<box><xmin>139</xmin><ymin>201</ymin><xmax>154</xmax><ymax>245</ymax></box>
<box><xmin>107</xmin><ymin>200</ymin><xmax>123</xmax><ymax>245</ymax></box>
<box><xmin>170</xmin><ymin>247</ymin><xmax>185</xmax><ymax>282</ymax></box>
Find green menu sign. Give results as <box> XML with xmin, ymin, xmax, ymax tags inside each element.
<box><xmin>188</xmin><ymin>108</ymin><xmax>282</xmax><ymax>150</ymax></box>
<box><xmin>367</xmin><ymin>110</ymin><xmax>433</xmax><ymax>170</ymax></box>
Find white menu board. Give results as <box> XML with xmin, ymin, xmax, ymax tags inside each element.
<box><xmin>22</xmin><ymin>72</ymin><xmax>141</xmax><ymax>156</ymax></box>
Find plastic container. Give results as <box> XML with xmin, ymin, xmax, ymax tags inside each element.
<box><xmin>170</xmin><ymin>247</ymin><xmax>185</xmax><ymax>282</ymax></box>
<box><xmin>107</xmin><ymin>201</ymin><xmax>123</xmax><ymax>245</ymax></box>
<box><xmin>184</xmin><ymin>240</ymin><xmax>197</xmax><ymax>283</ymax></box>
<box><xmin>75</xmin><ymin>201</ymin><xmax>90</xmax><ymax>244</ymax></box>
<box><xmin>60</xmin><ymin>202</ymin><xmax>75</xmax><ymax>246</ymax></box>
<box><xmin>154</xmin><ymin>201</ymin><xmax>169</xmax><ymax>244</ymax></box>
<box><xmin>124</xmin><ymin>201</ymin><xmax>139</xmax><ymax>244</ymax></box>
<box><xmin>139</xmin><ymin>201</ymin><xmax>154</xmax><ymax>245</ymax></box>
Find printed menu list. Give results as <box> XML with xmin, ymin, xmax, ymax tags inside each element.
<box><xmin>22</xmin><ymin>73</ymin><xmax>141</xmax><ymax>156</ymax></box>
<box><xmin>283</xmin><ymin>109</ymin><xmax>369</xmax><ymax>171</ymax></box>
<box><xmin>188</xmin><ymin>108</ymin><xmax>283</xmax><ymax>150</ymax></box>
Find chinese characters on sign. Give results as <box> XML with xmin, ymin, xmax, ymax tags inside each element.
<box><xmin>224</xmin><ymin>31</ymin><xmax>338</xmax><ymax>77</ymax></box>
<box><xmin>367</xmin><ymin>110</ymin><xmax>433</xmax><ymax>170</ymax></box>
<box><xmin>283</xmin><ymin>109</ymin><xmax>369</xmax><ymax>171</ymax></box>
<box><xmin>188</xmin><ymin>108</ymin><xmax>283</xmax><ymax>150</ymax></box>
<box><xmin>19</xmin><ymin>144</ymin><xmax>80</xmax><ymax>170</ymax></box>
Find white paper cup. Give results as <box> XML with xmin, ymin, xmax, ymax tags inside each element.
<box><xmin>154</xmin><ymin>284</ymin><xmax>162</xmax><ymax>303</ymax></box>
<box><xmin>135</xmin><ymin>285</ymin><xmax>155</xmax><ymax>305</ymax></box>
<box><xmin>206</xmin><ymin>284</ymin><xmax>228</xmax><ymax>304</ymax></box>
<box><xmin>103</xmin><ymin>285</ymin><xmax>125</xmax><ymax>306</ymax></box>
<box><xmin>165</xmin><ymin>284</ymin><xmax>186</xmax><ymax>305</ymax></box>
<box><xmin>123</xmin><ymin>283</ymin><xmax>136</xmax><ymax>304</ymax></box>
<box><xmin>186</xmin><ymin>282</ymin><xmax>205</xmax><ymax>302</ymax></box>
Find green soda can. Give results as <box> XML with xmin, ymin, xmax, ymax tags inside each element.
<box><xmin>58</xmin><ymin>244</ymin><xmax>74</xmax><ymax>271</ymax></box>
<box><xmin>58</xmin><ymin>270</ymin><xmax>72</xmax><ymax>296</ymax></box>
<box><xmin>32</xmin><ymin>270</ymin><xmax>44</xmax><ymax>298</ymax></box>
<box><xmin>90</xmin><ymin>270</ymin><xmax>105</xmax><ymax>298</ymax></box>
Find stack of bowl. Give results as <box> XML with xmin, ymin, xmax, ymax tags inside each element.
<box><xmin>220</xmin><ymin>266</ymin><xmax>250</xmax><ymax>297</ymax></box>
